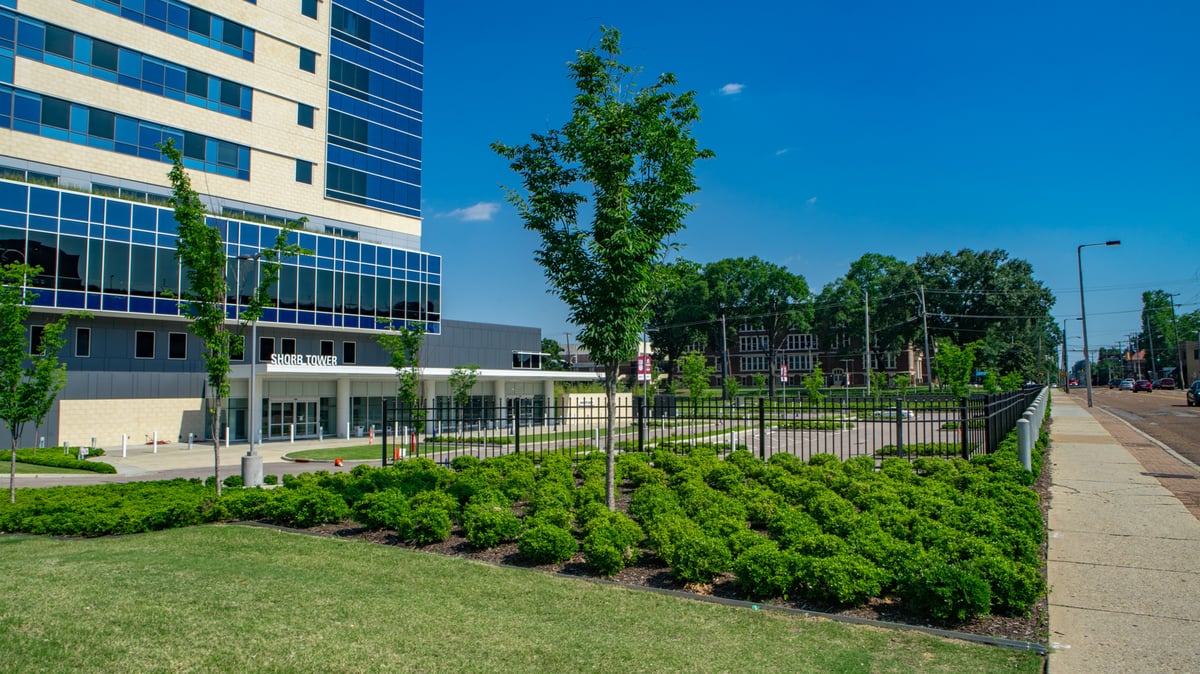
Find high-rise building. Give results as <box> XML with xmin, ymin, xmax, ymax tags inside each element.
<box><xmin>0</xmin><ymin>0</ymin><xmax>592</xmax><ymax>447</ymax></box>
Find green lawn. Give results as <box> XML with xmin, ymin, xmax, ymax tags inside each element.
<box><xmin>0</xmin><ymin>526</ymin><xmax>1042</xmax><ymax>673</ymax></box>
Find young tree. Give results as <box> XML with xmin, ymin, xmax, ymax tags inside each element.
<box><xmin>934</xmin><ymin>338</ymin><xmax>980</xmax><ymax>398</ymax></box>
<box><xmin>540</xmin><ymin>338</ymin><xmax>569</xmax><ymax>371</ymax></box>
<box><xmin>1</xmin><ymin>263</ymin><xmax>74</xmax><ymax>502</ymax></box>
<box><xmin>679</xmin><ymin>351</ymin><xmax>714</xmax><ymax>416</ymax></box>
<box><xmin>448</xmin><ymin>364</ymin><xmax>481</xmax><ymax>423</ymax></box>
<box><xmin>802</xmin><ymin>362</ymin><xmax>826</xmax><ymax>405</ymax></box>
<box><xmin>377</xmin><ymin>323</ymin><xmax>426</xmax><ymax>434</ymax></box>
<box><xmin>160</xmin><ymin>140</ymin><xmax>305</xmax><ymax>495</ymax></box>
<box><xmin>493</xmin><ymin>27</ymin><xmax>712</xmax><ymax>509</ymax></box>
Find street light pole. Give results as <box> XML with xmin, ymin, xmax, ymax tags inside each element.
<box><xmin>1077</xmin><ymin>240</ymin><xmax>1120</xmax><ymax>407</ymax></box>
<box><xmin>237</xmin><ymin>253</ymin><xmax>264</xmax><ymax>486</ymax></box>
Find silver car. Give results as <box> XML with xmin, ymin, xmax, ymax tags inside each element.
<box><xmin>1118</xmin><ymin>379</ymin><xmax>1134</xmax><ymax>391</ymax></box>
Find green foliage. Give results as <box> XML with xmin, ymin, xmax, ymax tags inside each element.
<box><xmin>877</xmin><ymin>443</ymin><xmax>965</xmax><ymax>457</ymax></box>
<box><xmin>794</xmin><ymin>554</ymin><xmax>887</xmax><ymax>605</ymax></box>
<box><xmin>0</xmin><ymin>479</ymin><xmax>217</xmax><ymax>535</ymax></box>
<box><xmin>0</xmin><ymin>449</ymin><xmax>115</xmax><ymax>474</ymax></box>
<box><xmin>409</xmin><ymin>504</ymin><xmax>453</xmax><ymax>544</ymax></box>
<box><xmin>213</xmin><ymin>487</ymin><xmax>271</xmax><ymax>521</ymax></box>
<box><xmin>266</xmin><ymin>484</ymin><xmax>350</xmax><ymax>528</ymax></box>
<box><xmin>668</xmin><ymin>529</ymin><xmax>732</xmax><ymax>584</ymax></box>
<box><xmin>628</xmin><ymin>483</ymin><xmax>685</xmax><ymax>525</ymax></box>
<box><xmin>462</xmin><ymin>501</ymin><xmax>522</xmax><ymax>549</ymax></box>
<box><xmin>448</xmin><ymin>364</ymin><xmax>481</xmax><ymax>410</ymax></box>
<box><xmin>1</xmin><ymin>262</ymin><xmax>77</xmax><ymax>501</ymax></box>
<box><xmin>897</xmin><ymin>560</ymin><xmax>993</xmax><ymax>622</ymax></box>
<box><xmin>353</xmin><ymin>489</ymin><xmax>413</xmax><ymax>537</ymax></box>
<box><xmin>679</xmin><ymin>351</ymin><xmax>715</xmax><ymax>415</ymax></box>
<box><xmin>222</xmin><ymin>475</ymin><xmax>244</xmax><ymax>488</ymax></box>
<box><xmin>933</xmin><ymin>339</ymin><xmax>980</xmax><ymax>399</ymax></box>
<box><xmin>582</xmin><ymin>511</ymin><xmax>644</xmax><ymax>576</ymax></box>
<box><xmin>518</xmin><ymin>524</ymin><xmax>578</xmax><ymax>564</ymax></box>
<box><xmin>802</xmin><ymin>362</ymin><xmax>825</xmax><ymax>404</ymax></box>
<box><xmin>732</xmin><ymin>541</ymin><xmax>796</xmax><ymax>598</ymax></box>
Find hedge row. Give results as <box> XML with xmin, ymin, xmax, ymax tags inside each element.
<box><xmin>0</xmin><ymin>448</ymin><xmax>116</xmax><ymax>474</ymax></box>
<box><xmin>0</xmin><ymin>415</ymin><xmax>1049</xmax><ymax>622</ymax></box>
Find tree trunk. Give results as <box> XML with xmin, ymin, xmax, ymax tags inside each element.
<box><xmin>210</xmin><ymin>397</ymin><xmax>222</xmax><ymax>497</ymax></box>
<box><xmin>604</xmin><ymin>362</ymin><xmax>618</xmax><ymax>510</ymax></box>
<box><xmin>9</xmin><ymin>435</ymin><xmax>17</xmax><ymax>504</ymax></box>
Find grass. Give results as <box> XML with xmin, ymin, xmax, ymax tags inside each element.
<box><xmin>0</xmin><ymin>526</ymin><xmax>1041</xmax><ymax>674</ymax></box>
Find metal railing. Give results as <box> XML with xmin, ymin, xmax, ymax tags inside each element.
<box><xmin>376</xmin><ymin>387</ymin><xmax>1044</xmax><ymax>466</ymax></box>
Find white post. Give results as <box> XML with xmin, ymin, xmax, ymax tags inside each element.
<box><xmin>1017</xmin><ymin>415</ymin><xmax>1032</xmax><ymax>472</ymax></box>
<box><xmin>224</xmin><ymin>426</ymin><xmax>230</xmax><ymax>449</ymax></box>
<box><xmin>153</xmin><ymin>431</ymin><xmax>158</xmax><ymax>454</ymax></box>
<box><xmin>289</xmin><ymin>423</ymin><xmax>295</xmax><ymax>444</ymax></box>
<box><xmin>188</xmin><ymin>433</ymin><xmax>194</xmax><ymax>451</ymax></box>
<box><xmin>346</xmin><ymin>421</ymin><xmax>350</xmax><ymax>439</ymax></box>
<box><xmin>121</xmin><ymin>434</ymin><xmax>128</xmax><ymax>458</ymax></box>
<box><xmin>91</xmin><ymin>436</ymin><xmax>96</xmax><ymax>450</ymax></box>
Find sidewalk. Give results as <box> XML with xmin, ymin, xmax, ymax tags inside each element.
<box><xmin>1048</xmin><ymin>391</ymin><xmax>1200</xmax><ymax>673</ymax></box>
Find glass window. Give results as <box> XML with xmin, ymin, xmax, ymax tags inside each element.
<box><xmin>103</xmin><ymin>240</ymin><xmax>129</xmax><ymax>293</ymax></box>
<box><xmin>75</xmin><ymin>327</ymin><xmax>91</xmax><ymax>358</ymax></box>
<box><xmin>41</xmin><ymin>96</ymin><xmax>70</xmax><ymax>129</ymax></box>
<box><xmin>219</xmin><ymin>79</ymin><xmax>240</xmax><ymax>107</ymax></box>
<box><xmin>168</xmin><ymin>332</ymin><xmax>187</xmax><ymax>359</ymax></box>
<box><xmin>301</xmin><ymin>0</ymin><xmax>317</xmax><ymax>19</ymax></box>
<box><xmin>295</xmin><ymin>160</ymin><xmax>312</xmax><ymax>184</ymax></box>
<box><xmin>259</xmin><ymin>336</ymin><xmax>274</xmax><ymax>362</ymax></box>
<box><xmin>129</xmin><ymin>244</ymin><xmax>155</xmax><ymax>296</ymax></box>
<box><xmin>298</xmin><ymin>47</ymin><xmax>315</xmax><ymax>73</ymax></box>
<box><xmin>156</xmin><ymin>246</ymin><xmax>178</xmax><ymax>297</ymax></box>
<box><xmin>45</xmin><ymin>24</ymin><xmax>74</xmax><ymax>58</ymax></box>
<box><xmin>91</xmin><ymin>39</ymin><xmax>118</xmax><ymax>71</ymax></box>
<box><xmin>342</xmin><ymin>341</ymin><xmax>356</xmax><ymax>365</ymax></box>
<box><xmin>281</xmin><ymin>337</ymin><xmax>296</xmax><ymax>355</ymax></box>
<box><xmin>297</xmin><ymin>103</ymin><xmax>313</xmax><ymax>128</ymax></box>
<box><xmin>188</xmin><ymin>7</ymin><xmax>211</xmax><ymax>37</ymax></box>
<box><xmin>278</xmin><ymin>265</ymin><xmax>297</xmax><ymax>309</ymax></box>
<box><xmin>88</xmin><ymin>108</ymin><xmax>115</xmax><ymax>139</ymax></box>
<box><xmin>29</xmin><ymin>326</ymin><xmax>45</xmax><ymax>355</ymax></box>
<box><xmin>186</xmin><ymin>69</ymin><xmax>207</xmax><ymax>97</ymax></box>
<box><xmin>135</xmin><ymin>330</ymin><xmax>154</xmax><ymax>358</ymax></box>
<box><xmin>320</xmin><ymin>339</ymin><xmax>333</xmax><ymax>356</ymax></box>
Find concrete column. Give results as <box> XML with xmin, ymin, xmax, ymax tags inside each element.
<box><xmin>544</xmin><ymin>379</ymin><xmax>556</xmax><ymax>424</ymax></box>
<box><xmin>494</xmin><ymin>379</ymin><xmax>506</xmax><ymax>429</ymax></box>
<box><xmin>337</xmin><ymin>377</ymin><xmax>351</xmax><ymax>438</ymax></box>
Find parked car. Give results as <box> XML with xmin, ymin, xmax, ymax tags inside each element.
<box><xmin>1188</xmin><ymin>382</ymin><xmax>1200</xmax><ymax>407</ymax></box>
<box><xmin>1118</xmin><ymin>379</ymin><xmax>1135</xmax><ymax>391</ymax></box>
<box><xmin>1068</xmin><ymin>377</ymin><xmax>1079</xmax><ymax>387</ymax></box>
<box><xmin>1156</xmin><ymin>377</ymin><xmax>1176</xmax><ymax>390</ymax></box>
<box><xmin>1133</xmin><ymin>379</ymin><xmax>1153</xmax><ymax>392</ymax></box>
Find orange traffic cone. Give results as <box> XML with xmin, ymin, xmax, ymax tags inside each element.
<box><xmin>334</xmin><ymin>458</ymin><xmax>343</xmax><ymax>467</ymax></box>
<box><xmin>368</xmin><ymin>426</ymin><xmax>374</xmax><ymax>445</ymax></box>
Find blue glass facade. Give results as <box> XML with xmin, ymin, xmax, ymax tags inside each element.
<box><xmin>72</xmin><ymin>0</ymin><xmax>255</xmax><ymax>61</ymax></box>
<box><xmin>0</xmin><ymin>181</ymin><xmax>442</xmax><ymax>332</ymax></box>
<box><xmin>5</xmin><ymin>9</ymin><xmax>253</xmax><ymax>120</ymax></box>
<box><xmin>325</xmin><ymin>0</ymin><xmax>422</xmax><ymax>218</ymax></box>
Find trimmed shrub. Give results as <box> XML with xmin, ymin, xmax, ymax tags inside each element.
<box><xmin>628</xmin><ymin>484</ymin><xmax>684</xmax><ymax>526</ymax></box>
<box><xmin>794</xmin><ymin>553</ymin><xmax>886</xmax><ymax>605</ymax></box>
<box><xmin>732</xmin><ymin>541</ymin><xmax>795</xmax><ymax>598</ymax></box>
<box><xmin>354</xmin><ymin>489</ymin><xmax>413</xmax><ymax>538</ymax></box>
<box><xmin>768</xmin><ymin>507</ymin><xmax>821</xmax><ymax>549</ymax></box>
<box><xmin>668</xmin><ymin>531</ymin><xmax>732</xmax><ymax>584</ymax></box>
<box><xmin>528</xmin><ymin>481</ymin><xmax>574</xmax><ymax>516</ymax></box>
<box><xmin>409</xmin><ymin>504</ymin><xmax>453</xmax><ymax>545</ymax></box>
<box><xmin>462</xmin><ymin>502</ymin><xmax>522</xmax><ymax>549</ymax></box>
<box><xmin>266</xmin><ymin>484</ymin><xmax>350</xmax><ymax>528</ymax></box>
<box><xmin>409</xmin><ymin>489</ymin><xmax>461</xmax><ymax>522</ymax></box>
<box><xmin>0</xmin><ymin>480</ymin><xmax>215</xmax><ymax>536</ymax></box>
<box><xmin>573</xmin><ymin>500</ymin><xmax>608</xmax><ymax>529</ymax></box>
<box><xmin>582</xmin><ymin>512</ymin><xmax>644</xmax><ymax>576</ymax></box>
<box><xmin>518</xmin><ymin>524</ymin><xmax>577</xmax><ymax>564</ymax></box>
<box><xmin>645</xmin><ymin>513</ymin><xmax>703</xmax><ymax>563</ymax></box>
<box><xmin>727</xmin><ymin>528</ymin><xmax>770</xmax><ymax>559</ymax></box>
<box><xmin>263</xmin><ymin>474</ymin><xmax>279</xmax><ymax>485</ymax></box>
<box><xmin>0</xmin><ymin>449</ymin><xmax>117</xmax><ymax>474</ymax></box>
<box><xmin>222</xmin><ymin>475</ymin><xmax>244</xmax><ymax>489</ymax></box>
<box><xmin>965</xmin><ymin>554</ymin><xmax>1045</xmax><ymax>616</ymax></box>
<box><xmin>450</xmin><ymin>455</ymin><xmax>481</xmax><ymax>472</ymax></box>
<box><xmin>214</xmin><ymin>487</ymin><xmax>271</xmax><ymax>521</ymax></box>
<box><xmin>898</xmin><ymin>560</ymin><xmax>992</xmax><ymax>621</ymax></box>
<box><xmin>524</xmin><ymin>506</ymin><xmax>572</xmax><ymax>530</ymax></box>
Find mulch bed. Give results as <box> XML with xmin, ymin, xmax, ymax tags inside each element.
<box><xmin>307</xmin><ymin>450</ymin><xmax>1053</xmax><ymax>647</ymax></box>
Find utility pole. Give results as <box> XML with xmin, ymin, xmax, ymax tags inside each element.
<box><xmin>1168</xmin><ymin>292</ymin><xmax>1185</xmax><ymax>385</ymax></box>
<box><xmin>563</xmin><ymin>332</ymin><xmax>573</xmax><ymax>370</ymax></box>
<box><xmin>720</xmin><ymin>313</ymin><xmax>730</xmax><ymax>400</ymax></box>
<box><xmin>919</xmin><ymin>285</ymin><xmax>933</xmax><ymax>392</ymax></box>
<box><xmin>1062</xmin><ymin>319</ymin><xmax>1070</xmax><ymax>391</ymax></box>
<box><xmin>1145</xmin><ymin>314</ymin><xmax>1158</xmax><ymax>380</ymax></box>
<box><xmin>864</xmin><ymin>290</ymin><xmax>871</xmax><ymax>396</ymax></box>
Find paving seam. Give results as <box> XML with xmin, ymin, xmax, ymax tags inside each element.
<box><xmin>1048</xmin><ymin>559</ymin><xmax>1200</xmax><ymax>574</ymax></box>
<box><xmin>1048</xmin><ymin>603</ymin><xmax>1200</xmax><ymax>623</ymax></box>
<box><xmin>1050</xmin><ymin>530</ymin><xmax>1200</xmax><ymax>542</ymax></box>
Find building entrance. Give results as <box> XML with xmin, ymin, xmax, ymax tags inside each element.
<box><xmin>268</xmin><ymin>400</ymin><xmax>319</xmax><ymax>439</ymax></box>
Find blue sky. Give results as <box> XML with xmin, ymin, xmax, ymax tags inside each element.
<box><xmin>419</xmin><ymin>1</ymin><xmax>1200</xmax><ymax>365</ymax></box>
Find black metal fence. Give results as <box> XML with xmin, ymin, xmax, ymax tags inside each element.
<box><xmin>378</xmin><ymin>387</ymin><xmax>1043</xmax><ymax>466</ymax></box>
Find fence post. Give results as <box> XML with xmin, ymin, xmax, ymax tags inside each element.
<box><xmin>960</xmin><ymin>396</ymin><xmax>970</xmax><ymax>460</ymax></box>
<box><xmin>895</xmin><ymin>398</ymin><xmax>905</xmax><ymax>459</ymax></box>
<box><xmin>514</xmin><ymin>402</ymin><xmax>521</xmax><ymax>454</ymax></box>
<box><xmin>381</xmin><ymin>401</ymin><xmax>389</xmax><ymax>467</ymax></box>
<box><xmin>637</xmin><ymin>397</ymin><xmax>646</xmax><ymax>454</ymax></box>
<box><xmin>1017</xmin><ymin>414</ymin><xmax>1032</xmax><ymax>471</ymax></box>
<box><xmin>758</xmin><ymin>397</ymin><xmax>767</xmax><ymax>461</ymax></box>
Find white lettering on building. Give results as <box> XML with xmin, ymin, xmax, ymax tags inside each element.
<box><xmin>269</xmin><ymin>354</ymin><xmax>339</xmax><ymax>367</ymax></box>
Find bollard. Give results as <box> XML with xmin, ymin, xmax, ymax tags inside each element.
<box><xmin>346</xmin><ymin>421</ymin><xmax>351</xmax><ymax>439</ymax></box>
<box><xmin>318</xmin><ymin>427</ymin><xmax>323</xmax><ymax>442</ymax></box>
<box><xmin>122</xmin><ymin>433</ymin><xmax>128</xmax><ymax>458</ymax></box>
<box><xmin>63</xmin><ymin>442</ymin><xmax>69</xmax><ymax>456</ymax></box>
<box><xmin>1016</xmin><ymin>418</ymin><xmax>1031</xmax><ymax>472</ymax></box>
<box><xmin>91</xmin><ymin>436</ymin><xmax>96</xmax><ymax>450</ymax></box>
<box><xmin>153</xmin><ymin>431</ymin><xmax>158</xmax><ymax>454</ymax></box>
<box><xmin>188</xmin><ymin>433</ymin><xmax>194</xmax><ymax>451</ymax></box>
<box><xmin>290</xmin><ymin>423</ymin><xmax>295</xmax><ymax>444</ymax></box>
<box><xmin>224</xmin><ymin>426</ymin><xmax>230</xmax><ymax>449</ymax></box>
<box><xmin>38</xmin><ymin>436</ymin><xmax>45</xmax><ymax>449</ymax></box>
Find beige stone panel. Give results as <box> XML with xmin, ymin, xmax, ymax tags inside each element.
<box><xmin>28</xmin><ymin>1</ymin><xmax>327</xmax><ymax>109</ymax></box>
<box><xmin>0</xmin><ymin>130</ymin><xmax>188</xmax><ymax>189</ymax></box>
<box><xmin>58</xmin><ymin>397</ymin><xmax>206</xmax><ymax>447</ymax></box>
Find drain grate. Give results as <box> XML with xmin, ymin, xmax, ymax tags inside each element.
<box><xmin>1142</xmin><ymin>472</ymin><xmax>1197</xmax><ymax>480</ymax></box>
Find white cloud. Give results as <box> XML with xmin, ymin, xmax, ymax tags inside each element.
<box><xmin>719</xmin><ymin>83</ymin><xmax>745</xmax><ymax>96</ymax></box>
<box><xmin>446</xmin><ymin>202</ymin><xmax>501</xmax><ymax>222</ymax></box>
<box><xmin>806</xmin><ymin>197</ymin><xmax>817</xmax><ymax>206</ymax></box>
<box><xmin>775</xmin><ymin>148</ymin><xmax>789</xmax><ymax>156</ymax></box>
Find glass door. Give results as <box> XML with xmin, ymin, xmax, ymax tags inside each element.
<box><xmin>268</xmin><ymin>400</ymin><xmax>320</xmax><ymax>438</ymax></box>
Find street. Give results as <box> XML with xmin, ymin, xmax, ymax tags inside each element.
<box><xmin>1082</xmin><ymin>386</ymin><xmax>1200</xmax><ymax>467</ymax></box>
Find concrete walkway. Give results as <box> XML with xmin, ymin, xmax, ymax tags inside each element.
<box><xmin>1048</xmin><ymin>391</ymin><xmax>1200</xmax><ymax>673</ymax></box>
